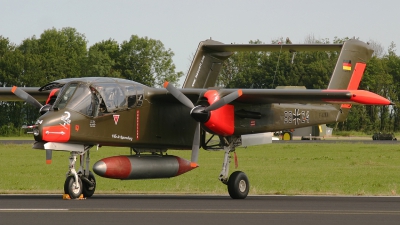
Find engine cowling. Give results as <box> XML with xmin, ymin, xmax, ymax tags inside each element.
<box><xmin>191</xmin><ymin>90</ymin><xmax>235</xmax><ymax>136</ymax></box>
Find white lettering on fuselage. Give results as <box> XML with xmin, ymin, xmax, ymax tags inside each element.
<box><xmin>111</xmin><ymin>134</ymin><xmax>133</xmax><ymax>142</ymax></box>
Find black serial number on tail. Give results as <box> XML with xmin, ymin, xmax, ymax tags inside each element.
<box><xmin>284</xmin><ymin>109</ymin><xmax>310</xmax><ymax>125</ymax></box>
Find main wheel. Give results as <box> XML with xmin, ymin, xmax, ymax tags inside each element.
<box><xmin>64</xmin><ymin>176</ymin><xmax>83</xmax><ymax>199</ymax></box>
<box><xmin>82</xmin><ymin>171</ymin><xmax>96</xmax><ymax>198</ymax></box>
<box><xmin>227</xmin><ymin>171</ymin><xmax>249</xmax><ymax>199</ymax></box>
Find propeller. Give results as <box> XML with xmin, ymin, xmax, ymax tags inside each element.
<box><xmin>190</xmin><ymin>123</ymin><xmax>200</xmax><ymax>167</ymax></box>
<box><xmin>12</xmin><ymin>86</ymin><xmax>52</xmax><ymax>164</ymax></box>
<box><xmin>11</xmin><ymin>86</ymin><xmax>43</xmax><ymax>109</ymax></box>
<box><xmin>164</xmin><ymin>81</ymin><xmax>242</xmax><ymax>167</ymax></box>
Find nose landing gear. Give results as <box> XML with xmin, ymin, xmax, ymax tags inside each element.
<box><xmin>63</xmin><ymin>149</ymin><xmax>96</xmax><ymax>199</ymax></box>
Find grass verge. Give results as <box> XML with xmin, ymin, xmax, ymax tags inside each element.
<box><xmin>1</xmin><ymin>142</ymin><xmax>400</xmax><ymax>196</ymax></box>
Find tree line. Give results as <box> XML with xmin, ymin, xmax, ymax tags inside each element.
<box><xmin>0</xmin><ymin>28</ymin><xmax>399</xmax><ymax>135</ymax></box>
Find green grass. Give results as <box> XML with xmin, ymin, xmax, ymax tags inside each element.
<box><xmin>1</xmin><ymin>143</ymin><xmax>400</xmax><ymax>196</ymax></box>
<box><xmin>333</xmin><ymin>130</ymin><xmax>399</xmax><ymax>137</ymax></box>
<box><xmin>0</xmin><ymin>135</ymin><xmax>34</xmax><ymax>140</ymax></box>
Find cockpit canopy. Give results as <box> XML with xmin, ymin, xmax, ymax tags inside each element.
<box><xmin>51</xmin><ymin>78</ymin><xmax>144</xmax><ymax>116</ymax></box>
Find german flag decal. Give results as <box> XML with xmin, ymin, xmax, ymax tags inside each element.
<box><xmin>343</xmin><ymin>60</ymin><xmax>351</xmax><ymax>71</ymax></box>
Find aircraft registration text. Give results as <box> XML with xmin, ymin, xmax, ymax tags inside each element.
<box><xmin>284</xmin><ymin>109</ymin><xmax>310</xmax><ymax>125</ymax></box>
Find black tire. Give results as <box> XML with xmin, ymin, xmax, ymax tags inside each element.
<box><xmin>64</xmin><ymin>176</ymin><xmax>83</xmax><ymax>199</ymax></box>
<box><xmin>227</xmin><ymin>171</ymin><xmax>249</xmax><ymax>199</ymax></box>
<box><xmin>82</xmin><ymin>171</ymin><xmax>96</xmax><ymax>198</ymax></box>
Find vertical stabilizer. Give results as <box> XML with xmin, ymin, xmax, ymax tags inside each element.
<box><xmin>182</xmin><ymin>40</ymin><xmax>233</xmax><ymax>88</ymax></box>
<box><xmin>328</xmin><ymin>39</ymin><xmax>374</xmax><ymax>122</ymax></box>
<box><xmin>328</xmin><ymin>39</ymin><xmax>373</xmax><ymax>90</ymax></box>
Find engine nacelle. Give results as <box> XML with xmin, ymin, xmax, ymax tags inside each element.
<box><xmin>202</xmin><ymin>90</ymin><xmax>235</xmax><ymax>136</ymax></box>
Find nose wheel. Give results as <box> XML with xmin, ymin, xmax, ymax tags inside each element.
<box><xmin>64</xmin><ymin>176</ymin><xmax>83</xmax><ymax>199</ymax></box>
<box><xmin>64</xmin><ymin>172</ymin><xmax>96</xmax><ymax>199</ymax></box>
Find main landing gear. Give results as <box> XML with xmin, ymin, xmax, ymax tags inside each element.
<box><xmin>218</xmin><ymin>136</ymin><xmax>250</xmax><ymax>199</ymax></box>
<box><xmin>64</xmin><ymin>149</ymin><xmax>96</xmax><ymax>199</ymax></box>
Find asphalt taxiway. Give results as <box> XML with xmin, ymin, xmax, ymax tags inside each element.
<box><xmin>1</xmin><ymin>195</ymin><xmax>400</xmax><ymax>225</ymax></box>
<box><xmin>1</xmin><ymin>139</ymin><xmax>399</xmax><ymax>145</ymax></box>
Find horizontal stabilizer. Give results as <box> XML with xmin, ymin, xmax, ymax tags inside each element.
<box><xmin>203</xmin><ymin>43</ymin><xmax>342</xmax><ymax>52</ymax></box>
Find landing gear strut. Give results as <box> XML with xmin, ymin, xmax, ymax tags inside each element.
<box><xmin>218</xmin><ymin>136</ymin><xmax>250</xmax><ymax>199</ymax></box>
<box><xmin>79</xmin><ymin>149</ymin><xmax>96</xmax><ymax>197</ymax></box>
<box><xmin>64</xmin><ymin>148</ymin><xmax>96</xmax><ymax>199</ymax></box>
<box><xmin>64</xmin><ymin>152</ymin><xmax>82</xmax><ymax>199</ymax></box>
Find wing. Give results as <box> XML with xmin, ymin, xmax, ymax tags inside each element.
<box><xmin>0</xmin><ymin>77</ymin><xmax>116</xmax><ymax>103</ymax></box>
<box><xmin>220</xmin><ymin>89</ymin><xmax>393</xmax><ymax>105</ymax></box>
<box><xmin>149</xmin><ymin>88</ymin><xmax>392</xmax><ymax>106</ymax></box>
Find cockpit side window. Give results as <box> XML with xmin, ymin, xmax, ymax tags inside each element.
<box><xmin>122</xmin><ymin>85</ymin><xmax>143</xmax><ymax>108</ymax></box>
<box><xmin>125</xmin><ymin>85</ymin><xmax>136</xmax><ymax>108</ymax></box>
<box><xmin>65</xmin><ymin>83</ymin><xmax>94</xmax><ymax>116</ymax></box>
<box><xmin>92</xmin><ymin>83</ymin><xmax>127</xmax><ymax>112</ymax></box>
<box><xmin>136</xmin><ymin>86</ymin><xmax>144</xmax><ymax>107</ymax></box>
<box><xmin>53</xmin><ymin>83</ymin><xmax>78</xmax><ymax>110</ymax></box>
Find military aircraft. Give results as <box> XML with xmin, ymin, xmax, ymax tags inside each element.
<box><xmin>0</xmin><ymin>39</ymin><xmax>392</xmax><ymax>199</ymax></box>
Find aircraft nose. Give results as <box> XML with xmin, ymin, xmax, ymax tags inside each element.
<box><xmin>93</xmin><ymin>161</ymin><xmax>107</xmax><ymax>176</ymax></box>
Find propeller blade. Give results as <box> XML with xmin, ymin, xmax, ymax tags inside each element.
<box><xmin>11</xmin><ymin>86</ymin><xmax>43</xmax><ymax>109</ymax></box>
<box><xmin>46</xmin><ymin>150</ymin><xmax>52</xmax><ymax>164</ymax></box>
<box><xmin>163</xmin><ymin>81</ymin><xmax>202</xmax><ymax>167</ymax></box>
<box><xmin>204</xmin><ymin>90</ymin><xmax>243</xmax><ymax>112</ymax></box>
<box><xmin>163</xmin><ymin>81</ymin><xmax>194</xmax><ymax>108</ymax></box>
<box><xmin>190</xmin><ymin>123</ymin><xmax>200</xmax><ymax>168</ymax></box>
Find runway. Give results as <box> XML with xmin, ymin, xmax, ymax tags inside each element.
<box><xmin>1</xmin><ymin>139</ymin><xmax>398</xmax><ymax>145</ymax></box>
<box><xmin>1</xmin><ymin>195</ymin><xmax>400</xmax><ymax>225</ymax></box>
